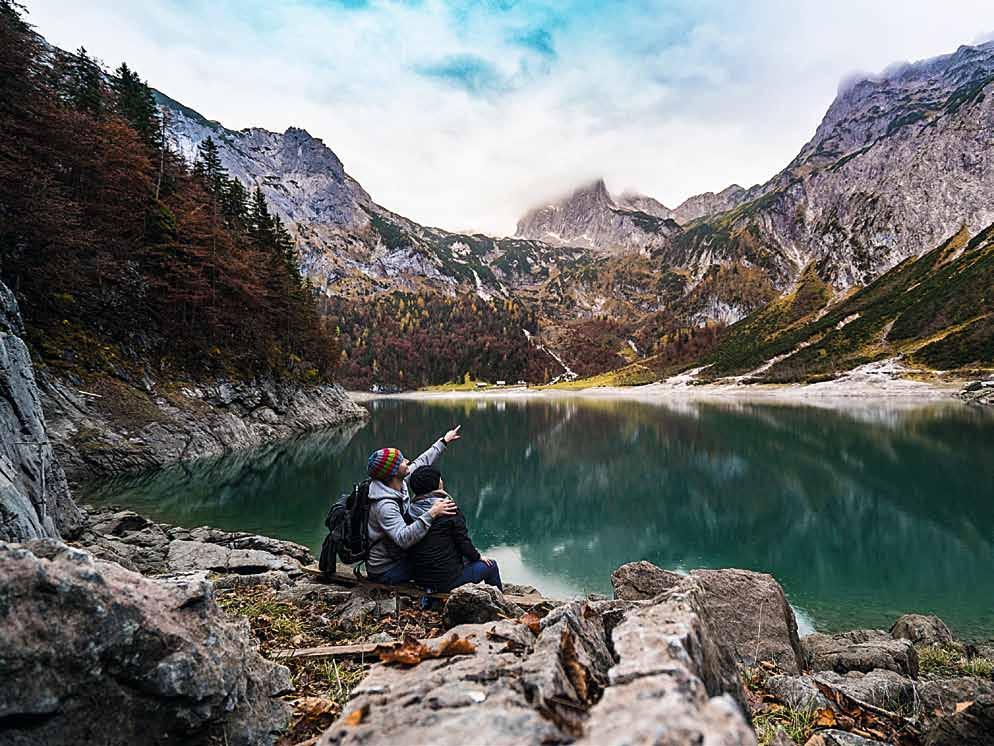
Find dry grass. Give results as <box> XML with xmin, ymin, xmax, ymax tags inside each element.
<box><xmin>217</xmin><ymin>584</ymin><xmax>445</xmax><ymax>745</ymax></box>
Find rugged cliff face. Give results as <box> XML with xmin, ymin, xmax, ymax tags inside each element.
<box><xmin>514</xmin><ymin>179</ymin><xmax>681</xmax><ymax>254</ymax></box>
<box><xmin>662</xmin><ymin>41</ymin><xmax>994</xmax><ymax>289</ymax></box>
<box><xmin>159</xmin><ymin>91</ymin><xmax>594</xmax><ymax>301</ymax></box>
<box><xmin>0</xmin><ymin>282</ymin><xmax>83</xmax><ymax>542</ymax></box>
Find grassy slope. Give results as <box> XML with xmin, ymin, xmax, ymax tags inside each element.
<box><xmin>561</xmin><ymin>223</ymin><xmax>994</xmax><ymax>388</ymax></box>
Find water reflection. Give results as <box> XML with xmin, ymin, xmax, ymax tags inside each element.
<box><xmin>83</xmin><ymin>398</ymin><xmax>994</xmax><ymax>638</ymax></box>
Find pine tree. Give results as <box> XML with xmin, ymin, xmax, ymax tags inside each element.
<box><xmin>67</xmin><ymin>47</ymin><xmax>104</xmax><ymax>116</ymax></box>
<box><xmin>193</xmin><ymin>137</ymin><xmax>226</xmax><ymax>197</ymax></box>
<box><xmin>221</xmin><ymin>177</ymin><xmax>248</xmax><ymax>224</ymax></box>
<box><xmin>248</xmin><ymin>186</ymin><xmax>274</xmax><ymax>246</ymax></box>
<box><xmin>112</xmin><ymin>62</ymin><xmax>161</xmax><ymax>149</ymax></box>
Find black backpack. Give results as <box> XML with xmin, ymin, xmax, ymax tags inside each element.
<box><xmin>318</xmin><ymin>479</ymin><xmax>403</xmax><ymax>576</ymax></box>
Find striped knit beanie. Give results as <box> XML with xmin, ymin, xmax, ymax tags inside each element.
<box><xmin>367</xmin><ymin>447</ymin><xmax>404</xmax><ymax>481</ymax></box>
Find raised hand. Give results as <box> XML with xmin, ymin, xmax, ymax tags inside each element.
<box><xmin>444</xmin><ymin>425</ymin><xmax>462</xmax><ymax>444</ymax></box>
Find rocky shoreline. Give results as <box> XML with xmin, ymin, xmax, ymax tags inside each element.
<box><xmin>40</xmin><ymin>374</ymin><xmax>368</xmax><ymax>485</ymax></box>
<box><xmin>3</xmin><ymin>507</ymin><xmax>992</xmax><ymax>745</ymax></box>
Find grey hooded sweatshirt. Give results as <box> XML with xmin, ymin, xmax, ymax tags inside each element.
<box><xmin>366</xmin><ymin>437</ymin><xmax>447</xmax><ymax>575</ymax></box>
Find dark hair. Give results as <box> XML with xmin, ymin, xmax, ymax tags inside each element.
<box><xmin>409</xmin><ymin>465</ymin><xmax>442</xmax><ymax>497</ymax></box>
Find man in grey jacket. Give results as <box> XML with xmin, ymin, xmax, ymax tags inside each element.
<box><xmin>364</xmin><ymin>426</ymin><xmax>461</xmax><ymax>584</ymax></box>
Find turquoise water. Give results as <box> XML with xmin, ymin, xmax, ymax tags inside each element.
<box><xmin>82</xmin><ymin>397</ymin><xmax>994</xmax><ymax>639</ymax></box>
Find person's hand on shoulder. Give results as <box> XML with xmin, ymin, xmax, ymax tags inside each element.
<box><xmin>428</xmin><ymin>497</ymin><xmax>457</xmax><ymax>518</ymax></box>
<box><xmin>443</xmin><ymin>425</ymin><xmax>461</xmax><ymax>444</ymax></box>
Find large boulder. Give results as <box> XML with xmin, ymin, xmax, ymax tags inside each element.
<box><xmin>320</xmin><ymin>591</ymin><xmax>755</xmax><ymax>745</ymax></box>
<box><xmin>611</xmin><ymin>563</ymin><xmax>804</xmax><ymax>674</ymax></box>
<box><xmin>924</xmin><ymin>696</ymin><xmax>994</xmax><ymax>745</ymax></box>
<box><xmin>0</xmin><ymin>280</ymin><xmax>83</xmax><ymax>542</ymax></box>
<box><xmin>889</xmin><ymin>614</ymin><xmax>954</xmax><ymax>646</ymax></box>
<box><xmin>318</xmin><ymin>605</ymin><xmax>606</xmax><ymax>745</ymax></box>
<box><xmin>802</xmin><ymin>629</ymin><xmax>919</xmax><ymax>678</ymax></box>
<box><xmin>0</xmin><ymin>540</ymin><xmax>291</xmax><ymax>745</ymax></box>
<box><xmin>442</xmin><ymin>582</ymin><xmax>524</xmax><ymax>626</ymax></box>
<box><xmin>690</xmin><ymin>567</ymin><xmax>805</xmax><ymax>674</ymax></box>
<box><xmin>582</xmin><ymin>578</ymin><xmax>754</xmax><ymax>745</ymax></box>
<box><xmin>611</xmin><ymin>560</ymin><xmax>684</xmax><ymax>600</ymax></box>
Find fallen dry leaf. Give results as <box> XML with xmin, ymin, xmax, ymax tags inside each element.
<box><xmin>955</xmin><ymin>700</ymin><xmax>974</xmax><ymax>714</ymax></box>
<box><xmin>296</xmin><ymin>697</ymin><xmax>335</xmax><ymax>718</ymax></box>
<box><xmin>375</xmin><ymin>635</ymin><xmax>430</xmax><ymax>666</ymax></box>
<box><xmin>433</xmin><ymin>634</ymin><xmax>476</xmax><ymax>658</ymax></box>
<box><xmin>814</xmin><ymin>707</ymin><xmax>837</xmax><ymax>727</ymax></box>
<box><xmin>519</xmin><ymin>612</ymin><xmax>542</xmax><ymax>635</ymax></box>
<box><xmin>342</xmin><ymin>703</ymin><xmax>368</xmax><ymax>727</ymax></box>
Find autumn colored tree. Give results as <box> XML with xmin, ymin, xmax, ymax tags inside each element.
<box><xmin>0</xmin><ymin>2</ymin><xmax>337</xmax><ymax>382</ymax></box>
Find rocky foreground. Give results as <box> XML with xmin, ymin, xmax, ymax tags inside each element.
<box><xmin>1</xmin><ymin>506</ymin><xmax>992</xmax><ymax>746</ymax></box>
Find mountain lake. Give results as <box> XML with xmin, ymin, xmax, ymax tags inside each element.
<box><xmin>81</xmin><ymin>396</ymin><xmax>994</xmax><ymax>639</ymax></box>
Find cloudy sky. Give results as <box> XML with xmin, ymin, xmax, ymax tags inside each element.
<box><xmin>26</xmin><ymin>0</ymin><xmax>994</xmax><ymax>235</ymax></box>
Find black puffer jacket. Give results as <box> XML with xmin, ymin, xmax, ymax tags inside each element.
<box><xmin>407</xmin><ymin>491</ymin><xmax>481</xmax><ymax>590</ymax></box>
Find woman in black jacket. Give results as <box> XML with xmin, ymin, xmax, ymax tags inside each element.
<box><xmin>407</xmin><ymin>466</ymin><xmax>502</xmax><ymax>592</ymax></box>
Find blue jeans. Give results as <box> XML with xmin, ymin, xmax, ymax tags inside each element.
<box><xmin>442</xmin><ymin>559</ymin><xmax>503</xmax><ymax>592</ymax></box>
<box><xmin>368</xmin><ymin>558</ymin><xmax>414</xmax><ymax>585</ymax></box>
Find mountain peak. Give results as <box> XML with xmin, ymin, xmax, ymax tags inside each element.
<box><xmin>515</xmin><ymin>179</ymin><xmax>679</xmax><ymax>252</ymax></box>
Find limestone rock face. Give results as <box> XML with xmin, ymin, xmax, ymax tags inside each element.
<box><xmin>662</xmin><ymin>41</ymin><xmax>994</xmax><ymax>290</ymax></box>
<box><xmin>159</xmin><ymin>92</ymin><xmax>594</xmax><ymax>301</ymax></box>
<box><xmin>0</xmin><ymin>281</ymin><xmax>83</xmax><ymax>542</ymax></box>
<box><xmin>42</xmin><ymin>376</ymin><xmax>368</xmax><ymax>482</ymax></box>
<box><xmin>515</xmin><ymin>179</ymin><xmax>682</xmax><ymax>255</ymax></box>
<box><xmin>610</xmin><ymin>559</ymin><xmax>684</xmax><ymax>600</ymax></box>
<box><xmin>801</xmin><ymin>630</ymin><xmax>919</xmax><ymax>678</ymax></box>
<box><xmin>442</xmin><ymin>582</ymin><xmax>525</xmax><ymax>626</ymax></box>
<box><xmin>0</xmin><ymin>540</ymin><xmax>291</xmax><ymax>746</ymax></box>
<box><xmin>890</xmin><ymin>613</ymin><xmax>954</xmax><ymax>646</ymax></box>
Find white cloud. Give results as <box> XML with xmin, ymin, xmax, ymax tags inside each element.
<box><xmin>24</xmin><ymin>0</ymin><xmax>994</xmax><ymax>235</ymax></box>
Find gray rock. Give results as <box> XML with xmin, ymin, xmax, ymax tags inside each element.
<box><xmin>0</xmin><ymin>539</ymin><xmax>290</xmax><ymax>745</ymax></box>
<box><xmin>443</xmin><ymin>582</ymin><xmax>524</xmax><ymax>627</ymax></box>
<box><xmin>890</xmin><ymin>614</ymin><xmax>954</xmax><ymax>646</ymax></box>
<box><xmin>802</xmin><ymin>629</ymin><xmax>919</xmax><ymax>678</ymax></box>
<box><xmin>690</xmin><ymin>567</ymin><xmax>805</xmax><ymax>674</ymax></box>
<box><xmin>918</xmin><ymin>677</ymin><xmax>994</xmax><ymax>718</ymax></box>
<box><xmin>0</xmin><ymin>281</ymin><xmax>83</xmax><ymax>542</ymax></box>
<box><xmin>924</xmin><ymin>695</ymin><xmax>994</xmax><ymax>745</ymax></box>
<box><xmin>212</xmin><ymin>570</ymin><xmax>293</xmax><ymax>591</ymax></box>
<box><xmin>319</xmin><ymin>588</ymin><xmax>754</xmax><ymax>745</ymax></box>
<box><xmin>337</xmin><ymin>591</ymin><xmax>378</xmax><ymax>632</ymax></box>
<box><xmin>503</xmin><ymin>582</ymin><xmax>539</xmax><ymax>596</ymax></box>
<box><xmin>167</xmin><ymin>539</ymin><xmax>301</xmax><ymax>574</ymax></box>
<box><xmin>582</xmin><ymin>579</ymin><xmax>754</xmax><ymax>744</ymax></box>
<box><xmin>766</xmin><ymin>669</ymin><xmax>914</xmax><ymax>713</ymax></box>
<box><xmin>611</xmin><ymin>559</ymin><xmax>684</xmax><ymax>600</ymax></box>
<box><xmin>964</xmin><ymin>381</ymin><xmax>984</xmax><ymax>392</ymax></box>
<box><xmin>318</xmin><ymin>619</ymin><xmax>564</xmax><ymax>745</ymax></box>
